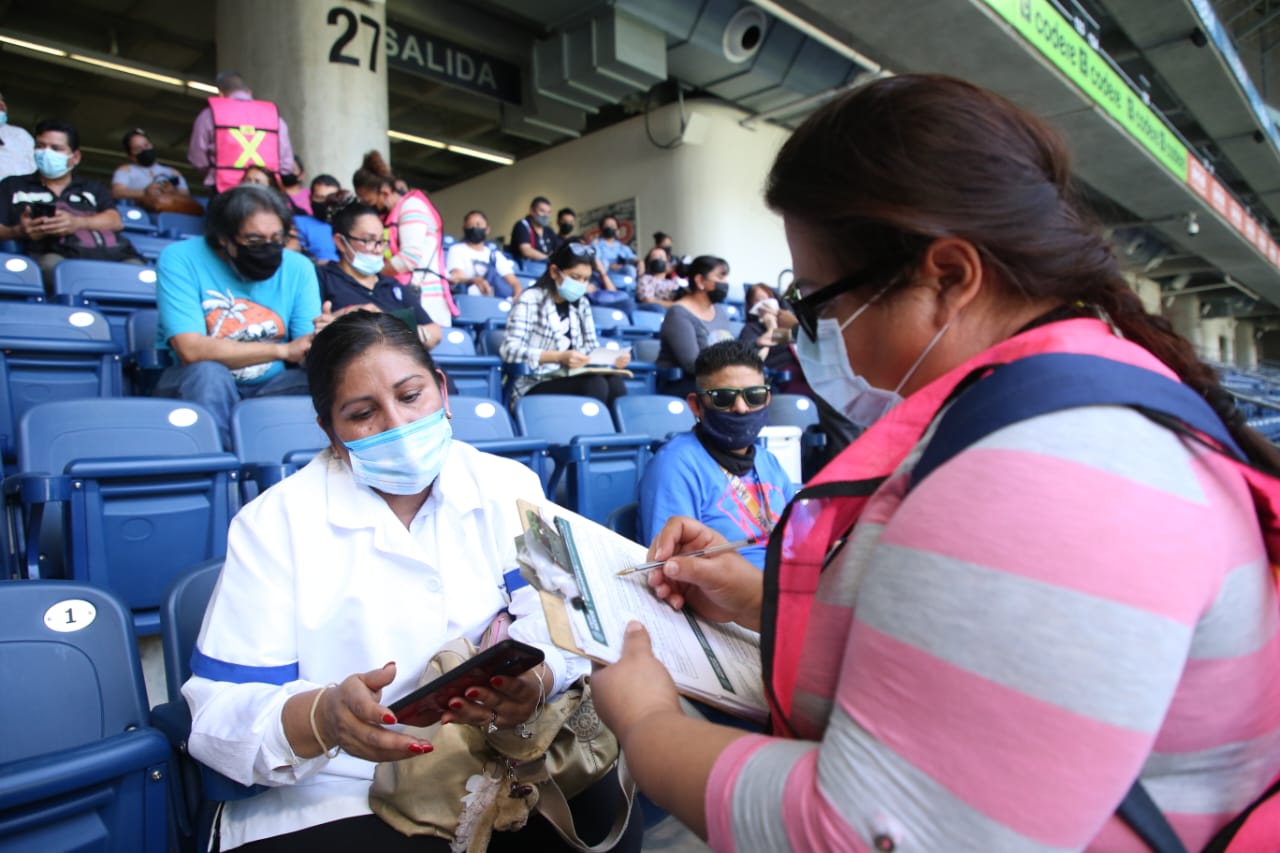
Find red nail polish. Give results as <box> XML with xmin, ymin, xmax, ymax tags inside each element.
<box><xmin>464</xmin><ymin>688</ymin><xmax>480</xmax><ymax>700</ymax></box>
<box><xmin>408</xmin><ymin>743</ymin><xmax>427</xmax><ymax>754</ymax></box>
<box><xmin>448</xmin><ymin>699</ymin><xmax>463</xmax><ymax>710</ymax></box>
<box><xmin>382</xmin><ymin>713</ymin><xmax>397</xmax><ymax>725</ymax></box>
<box><xmin>489</xmin><ymin>676</ymin><xmax>504</xmax><ymax>688</ymax></box>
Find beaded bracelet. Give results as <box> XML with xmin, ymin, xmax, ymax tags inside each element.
<box><xmin>309</xmin><ymin>684</ymin><xmax>342</xmax><ymax>759</ymax></box>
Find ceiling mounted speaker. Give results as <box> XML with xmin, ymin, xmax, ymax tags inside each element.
<box><xmin>722</xmin><ymin>7</ymin><xmax>767</xmax><ymax>64</ymax></box>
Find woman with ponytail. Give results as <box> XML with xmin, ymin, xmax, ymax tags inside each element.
<box><xmin>353</xmin><ymin>150</ymin><xmax>458</xmax><ymax>324</ymax></box>
<box><xmin>593</xmin><ymin>74</ymin><xmax>1280</xmax><ymax>851</ymax></box>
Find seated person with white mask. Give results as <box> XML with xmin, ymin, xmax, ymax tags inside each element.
<box><xmin>639</xmin><ymin>340</ymin><xmax>795</xmax><ymax>569</ymax></box>
<box><xmin>315</xmin><ymin>200</ymin><xmax>444</xmax><ymax>351</ymax></box>
<box><xmin>184</xmin><ymin>310</ymin><xmax>642</xmax><ymax>852</ymax></box>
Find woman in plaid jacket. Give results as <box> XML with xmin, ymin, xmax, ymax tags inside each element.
<box><xmin>499</xmin><ymin>241</ymin><xmax>631</xmax><ymax>408</ymax></box>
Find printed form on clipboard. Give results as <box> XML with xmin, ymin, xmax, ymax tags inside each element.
<box><xmin>515</xmin><ymin>499</ymin><xmax>766</xmax><ymax>722</ymax></box>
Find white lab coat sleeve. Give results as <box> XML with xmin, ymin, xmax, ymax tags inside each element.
<box><xmin>182</xmin><ymin>495</ymin><xmax>331</xmax><ymax>787</ymax></box>
<box><xmin>507</xmin><ymin>585</ymin><xmax>592</xmax><ymax>696</ymax></box>
<box><xmin>487</xmin><ymin>460</ymin><xmax>593</xmax><ymax>696</ymax></box>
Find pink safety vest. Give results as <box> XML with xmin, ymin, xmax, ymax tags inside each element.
<box><xmin>209</xmin><ymin>97</ymin><xmax>281</xmax><ymax>193</ymax></box>
<box><xmin>761</xmin><ymin>318</ymin><xmax>1193</xmax><ymax>731</ymax></box>
<box><xmin>385</xmin><ymin>189</ymin><xmax>459</xmax><ymax>317</ymax></box>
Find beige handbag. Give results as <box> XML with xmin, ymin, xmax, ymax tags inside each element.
<box><xmin>369</xmin><ymin>638</ymin><xmax>634</xmax><ymax>853</ymax></box>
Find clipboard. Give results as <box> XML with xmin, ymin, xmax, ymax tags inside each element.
<box><xmin>516</xmin><ymin>499</ymin><xmax>767</xmax><ymax>721</ymax></box>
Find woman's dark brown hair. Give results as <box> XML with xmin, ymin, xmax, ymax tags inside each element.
<box><xmin>352</xmin><ymin>150</ymin><xmax>397</xmax><ymax>195</ymax></box>
<box><xmin>765</xmin><ymin>73</ymin><xmax>1277</xmax><ymax>469</ymax></box>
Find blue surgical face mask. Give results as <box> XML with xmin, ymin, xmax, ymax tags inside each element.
<box><xmin>556</xmin><ymin>273</ymin><xmax>588</xmax><ymax>303</ymax></box>
<box><xmin>0</xmin><ymin>111</ymin><xmax>8</xmax><ymax>127</ymax></box>
<box><xmin>34</xmin><ymin>148</ymin><xmax>71</xmax><ymax>179</ymax></box>
<box><xmin>698</xmin><ymin>405</ymin><xmax>770</xmax><ymax>451</ymax></box>
<box><xmin>794</xmin><ymin>286</ymin><xmax>951</xmax><ymax>429</ymax></box>
<box><xmin>342</xmin><ymin>407</ymin><xmax>452</xmax><ymax>495</ymax></box>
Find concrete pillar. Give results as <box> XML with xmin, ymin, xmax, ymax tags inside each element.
<box><xmin>1164</xmin><ymin>295</ymin><xmax>1206</xmax><ymax>359</ymax></box>
<box><xmin>216</xmin><ymin>0</ymin><xmax>389</xmax><ymax>185</ymax></box>
<box><xmin>1235</xmin><ymin>320</ymin><xmax>1259</xmax><ymax>371</ymax></box>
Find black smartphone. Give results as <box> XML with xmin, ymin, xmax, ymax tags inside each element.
<box><xmin>27</xmin><ymin>202</ymin><xmax>56</xmax><ymax>219</ymax></box>
<box><xmin>388</xmin><ymin>639</ymin><xmax>544</xmax><ymax>727</ymax></box>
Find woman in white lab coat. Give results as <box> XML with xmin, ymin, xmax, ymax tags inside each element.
<box><xmin>183</xmin><ymin>311</ymin><xmax>641</xmax><ymax>852</ymax></box>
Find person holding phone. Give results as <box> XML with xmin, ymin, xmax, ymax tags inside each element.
<box><xmin>184</xmin><ymin>310</ymin><xmax>640</xmax><ymax>852</ymax></box>
<box><xmin>0</xmin><ymin>118</ymin><xmax>135</xmax><ymax>286</ymax></box>
<box><xmin>592</xmin><ymin>75</ymin><xmax>1280</xmax><ymax>851</ymax></box>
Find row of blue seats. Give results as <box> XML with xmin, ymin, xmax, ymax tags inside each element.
<box><xmin>1</xmin><ymin>389</ymin><xmax>821</xmax><ymax>634</ymax></box>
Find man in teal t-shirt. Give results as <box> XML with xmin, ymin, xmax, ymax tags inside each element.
<box><xmin>155</xmin><ymin>185</ymin><xmax>321</xmax><ymax>447</ymax></box>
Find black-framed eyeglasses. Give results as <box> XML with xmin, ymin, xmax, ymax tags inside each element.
<box><xmin>786</xmin><ymin>267</ymin><xmax>892</xmax><ymax>342</ymax></box>
<box><xmin>700</xmin><ymin>385</ymin><xmax>771</xmax><ymax>410</ymax></box>
<box><xmin>236</xmin><ymin>234</ymin><xmax>286</xmax><ymax>249</ymax></box>
<box><xmin>344</xmin><ymin>234</ymin><xmax>386</xmax><ymax>251</ymax></box>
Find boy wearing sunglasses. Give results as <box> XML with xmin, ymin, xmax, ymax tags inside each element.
<box><xmin>638</xmin><ymin>340</ymin><xmax>796</xmax><ymax>568</ymax></box>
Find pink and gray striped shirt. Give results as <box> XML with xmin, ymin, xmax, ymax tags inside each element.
<box><xmin>707</xmin><ymin>328</ymin><xmax>1280</xmax><ymax>851</ymax></box>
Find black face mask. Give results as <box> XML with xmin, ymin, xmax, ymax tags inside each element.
<box><xmin>601</xmin><ymin>226</ymin><xmax>617</xmax><ymax>239</ymax></box>
<box><xmin>646</xmin><ymin>258</ymin><xmax>667</xmax><ymax>275</ymax></box>
<box><xmin>280</xmin><ymin>172</ymin><xmax>300</xmax><ymax>188</ymax></box>
<box><xmin>311</xmin><ymin>201</ymin><xmax>332</xmax><ymax>223</ymax></box>
<box><xmin>463</xmin><ymin>226</ymin><xmax>488</xmax><ymax>244</ymax></box>
<box><xmin>229</xmin><ymin>241</ymin><xmax>284</xmax><ymax>281</ymax></box>
<box><xmin>558</xmin><ymin>221</ymin><xmax>574</xmax><ymax>236</ymax></box>
<box><xmin>708</xmin><ymin>280</ymin><xmax>729</xmax><ymax>304</ymax></box>
<box><xmin>135</xmin><ymin>148</ymin><xmax>158</xmax><ymax>167</ymax></box>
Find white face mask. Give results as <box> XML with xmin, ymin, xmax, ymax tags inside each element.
<box><xmin>342</xmin><ymin>236</ymin><xmax>384</xmax><ymax>276</ymax></box>
<box><xmin>342</xmin><ymin>408</ymin><xmax>452</xmax><ymax>495</ymax></box>
<box><xmin>794</xmin><ymin>287</ymin><xmax>952</xmax><ymax>429</ymax></box>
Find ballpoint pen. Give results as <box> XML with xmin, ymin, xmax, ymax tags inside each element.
<box><xmin>615</xmin><ymin>535</ymin><xmax>767</xmax><ymax>576</ymax></box>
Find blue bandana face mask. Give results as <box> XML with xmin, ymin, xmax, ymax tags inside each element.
<box><xmin>342</xmin><ymin>407</ymin><xmax>452</xmax><ymax>495</ymax></box>
<box><xmin>699</xmin><ymin>405</ymin><xmax>769</xmax><ymax>451</ymax></box>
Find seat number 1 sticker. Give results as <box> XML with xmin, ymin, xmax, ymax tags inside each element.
<box><xmin>44</xmin><ymin>599</ymin><xmax>97</xmax><ymax>633</ymax></box>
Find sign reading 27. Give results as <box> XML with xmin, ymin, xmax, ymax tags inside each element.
<box><xmin>327</xmin><ymin>6</ymin><xmax>381</xmax><ymax>72</ymax></box>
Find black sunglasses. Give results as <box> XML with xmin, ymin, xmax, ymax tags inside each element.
<box><xmin>700</xmin><ymin>385</ymin><xmax>771</xmax><ymax>410</ymax></box>
<box><xmin>785</xmin><ymin>267</ymin><xmax>892</xmax><ymax>342</ymax></box>
<box><xmin>562</xmin><ymin>242</ymin><xmax>596</xmax><ymax>260</ymax></box>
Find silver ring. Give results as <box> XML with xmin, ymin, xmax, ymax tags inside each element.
<box><xmin>486</xmin><ymin>710</ymin><xmax>499</xmax><ymax>734</ymax></box>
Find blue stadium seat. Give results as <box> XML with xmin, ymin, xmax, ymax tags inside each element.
<box><xmin>0</xmin><ymin>303</ymin><xmax>122</xmax><ymax>473</ymax></box>
<box><xmin>612</xmin><ymin>395</ymin><xmax>695</xmax><ymax>450</ymax></box>
<box><xmin>432</xmin><ymin>328</ymin><xmax>502</xmax><ymax>400</ymax></box>
<box><xmin>767</xmin><ymin>394</ymin><xmax>826</xmax><ymax>481</ymax></box>
<box><xmin>624</xmin><ymin>310</ymin><xmax>663</xmax><ymax>336</ymax></box>
<box><xmin>0</xmin><ymin>580</ymin><xmax>170</xmax><ymax>852</ymax></box>
<box><xmin>6</xmin><ymin>399</ymin><xmax>239</xmax><ymax>635</ymax></box>
<box><xmin>129</xmin><ymin>234</ymin><xmax>182</xmax><ymax>263</ymax></box>
<box><xmin>123</xmin><ymin>308</ymin><xmax>170</xmax><ymax>396</ymax></box>
<box><xmin>453</xmin><ymin>294</ymin><xmax>513</xmax><ymax>332</ymax></box>
<box><xmin>155</xmin><ymin>212</ymin><xmax>204</xmax><ymax>239</ymax></box>
<box><xmin>448</xmin><ymin>396</ymin><xmax>550</xmax><ymax>486</ymax></box>
<box><xmin>52</xmin><ymin>260</ymin><xmax>159</xmax><ymax>350</ymax></box>
<box><xmin>0</xmin><ymin>252</ymin><xmax>43</xmax><ymax>303</ymax></box>
<box><xmin>515</xmin><ymin>394</ymin><xmax>650</xmax><ymax>524</ymax></box>
<box><xmin>118</xmin><ymin>204</ymin><xmax>159</xmax><ymax>234</ymax></box>
<box><xmin>230</xmin><ymin>396</ymin><xmax>327</xmax><ymax>501</ymax></box>
<box><xmin>605</xmin><ymin>500</ymin><xmax>640</xmax><ymax>543</ymax></box>
<box><xmin>590</xmin><ymin>306</ymin><xmax>630</xmax><ymax>339</ymax></box>
<box><xmin>478</xmin><ymin>326</ymin><xmax>506</xmax><ymax>357</ymax></box>
<box><xmin>630</xmin><ymin>337</ymin><xmax>678</xmax><ymax>393</ymax></box>
<box><xmin>149</xmin><ymin>561</ymin><xmax>262</xmax><ymax>853</ymax></box>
